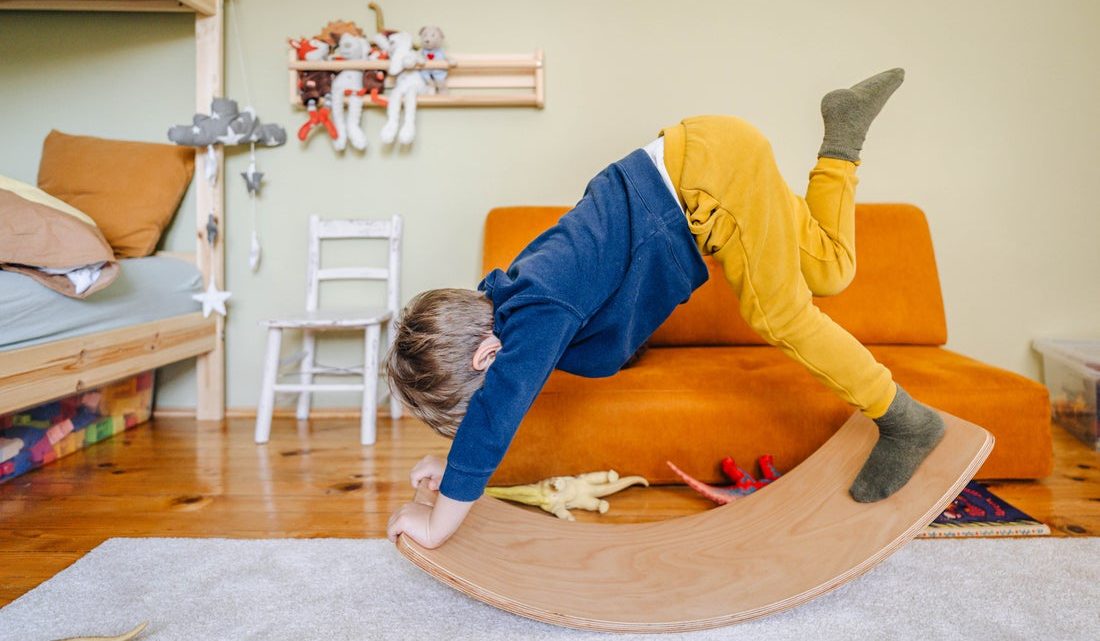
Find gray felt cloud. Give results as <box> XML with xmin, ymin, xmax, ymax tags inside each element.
<box><xmin>168</xmin><ymin>98</ymin><xmax>286</xmax><ymax>147</ymax></box>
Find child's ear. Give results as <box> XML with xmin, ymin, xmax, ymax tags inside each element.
<box><xmin>471</xmin><ymin>334</ymin><xmax>502</xmax><ymax>371</ymax></box>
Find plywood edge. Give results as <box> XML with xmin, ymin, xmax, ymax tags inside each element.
<box><xmin>0</xmin><ymin>313</ymin><xmax>215</xmax><ymax>415</ymax></box>
<box><xmin>398</xmin><ymin>412</ymin><xmax>994</xmax><ymax>633</ymax></box>
<box><xmin>704</xmin><ymin>422</ymin><xmax>996</xmax><ymax>630</ymax></box>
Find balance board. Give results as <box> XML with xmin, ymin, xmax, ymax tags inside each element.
<box><xmin>397</xmin><ymin>411</ymin><xmax>994</xmax><ymax>633</ymax></box>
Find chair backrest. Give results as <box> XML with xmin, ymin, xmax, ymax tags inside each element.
<box><xmin>305</xmin><ymin>215</ymin><xmax>403</xmax><ymax>315</ymax></box>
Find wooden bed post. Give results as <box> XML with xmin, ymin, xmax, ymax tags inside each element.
<box><xmin>195</xmin><ymin>0</ymin><xmax>225</xmax><ymax>421</ymax></box>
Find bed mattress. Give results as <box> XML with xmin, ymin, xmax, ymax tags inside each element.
<box><xmin>0</xmin><ymin>256</ymin><xmax>203</xmax><ymax>351</ymax></box>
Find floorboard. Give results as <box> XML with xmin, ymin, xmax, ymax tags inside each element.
<box><xmin>0</xmin><ymin>415</ymin><xmax>1097</xmax><ymax>606</ymax></box>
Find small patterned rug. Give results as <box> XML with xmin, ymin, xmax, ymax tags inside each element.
<box><xmin>919</xmin><ymin>481</ymin><xmax>1050</xmax><ymax>538</ymax></box>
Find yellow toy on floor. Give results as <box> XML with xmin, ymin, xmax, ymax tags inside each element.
<box><xmin>51</xmin><ymin>622</ymin><xmax>147</xmax><ymax>641</ymax></box>
<box><xmin>486</xmin><ymin>470</ymin><xmax>648</xmax><ymax>521</ymax></box>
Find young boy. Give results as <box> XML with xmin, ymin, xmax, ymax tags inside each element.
<box><xmin>386</xmin><ymin>69</ymin><xmax>946</xmax><ymax>549</ymax></box>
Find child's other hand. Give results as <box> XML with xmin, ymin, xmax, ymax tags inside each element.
<box><xmin>410</xmin><ymin>454</ymin><xmax>445</xmax><ymax>491</ymax></box>
<box><xmin>387</xmin><ymin>501</ymin><xmax>435</xmax><ymax>547</ymax></box>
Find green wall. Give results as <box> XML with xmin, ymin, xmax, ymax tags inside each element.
<box><xmin>2</xmin><ymin>0</ymin><xmax>1098</xmax><ymax>410</ymax></box>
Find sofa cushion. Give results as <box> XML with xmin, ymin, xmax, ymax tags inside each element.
<box><xmin>482</xmin><ymin>204</ymin><xmax>948</xmax><ymax>346</ymax></box>
<box><xmin>489</xmin><ymin>345</ymin><xmax>1051</xmax><ymax>486</ymax></box>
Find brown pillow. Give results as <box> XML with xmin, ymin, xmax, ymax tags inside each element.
<box><xmin>37</xmin><ymin>130</ymin><xmax>195</xmax><ymax>258</ymax></box>
<box><xmin>0</xmin><ymin>175</ymin><xmax>119</xmax><ymax>298</ymax></box>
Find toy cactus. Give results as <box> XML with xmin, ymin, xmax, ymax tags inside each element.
<box><xmin>486</xmin><ymin>470</ymin><xmax>648</xmax><ymax>521</ymax></box>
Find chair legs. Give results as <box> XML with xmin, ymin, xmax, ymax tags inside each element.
<box><xmin>256</xmin><ymin>323</ymin><xmax>385</xmax><ymax>445</ymax></box>
<box><xmin>255</xmin><ymin>327</ymin><xmax>283</xmax><ymax>444</ymax></box>
<box><xmin>362</xmin><ymin>324</ymin><xmax>381</xmax><ymax>445</ymax></box>
<box><xmin>296</xmin><ymin>330</ymin><xmax>316</xmax><ymax>420</ymax></box>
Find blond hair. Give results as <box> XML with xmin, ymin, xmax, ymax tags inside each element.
<box><xmin>386</xmin><ymin>288</ymin><xmax>494</xmax><ymax>438</ymax></box>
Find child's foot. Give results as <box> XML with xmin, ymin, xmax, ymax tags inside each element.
<box><xmin>818</xmin><ymin>68</ymin><xmax>905</xmax><ymax>162</ymax></box>
<box><xmin>849</xmin><ymin>386</ymin><xmax>946</xmax><ymax>502</ymax></box>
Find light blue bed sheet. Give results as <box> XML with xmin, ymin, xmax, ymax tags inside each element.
<box><xmin>0</xmin><ymin>256</ymin><xmax>202</xmax><ymax>351</ymax></box>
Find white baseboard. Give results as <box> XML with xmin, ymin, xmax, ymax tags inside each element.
<box><xmin>154</xmin><ymin>406</ymin><xmax>391</xmax><ymax>420</ymax></box>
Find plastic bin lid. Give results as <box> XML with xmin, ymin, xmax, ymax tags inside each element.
<box><xmin>1033</xmin><ymin>339</ymin><xmax>1100</xmax><ymax>372</ymax></box>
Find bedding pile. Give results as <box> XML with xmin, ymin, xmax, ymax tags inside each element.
<box><xmin>0</xmin><ymin>175</ymin><xmax>120</xmax><ymax>298</ymax></box>
<box><xmin>0</xmin><ymin>130</ymin><xmax>195</xmax><ymax>301</ymax></box>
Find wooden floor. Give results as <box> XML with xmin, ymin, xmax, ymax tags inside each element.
<box><xmin>1</xmin><ymin>415</ymin><xmax>1098</xmax><ymax>606</ymax></box>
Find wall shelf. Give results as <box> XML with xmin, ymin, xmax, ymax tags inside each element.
<box><xmin>288</xmin><ymin>50</ymin><xmax>544</xmax><ymax>109</ymax></box>
<box><xmin>0</xmin><ymin>0</ymin><xmax>215</xmax><ymax>14</ymax></box>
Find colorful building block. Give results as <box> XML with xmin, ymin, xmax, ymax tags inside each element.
<box><xmin>80</xmin><ymin>391</ymin><xmax>104</xmax><ymax>413</ymax></box>
<box><xmin>0</xmin><ymin>461</ymin><xmax>14</xmax><ymax>478</ymax></box>
<box><xmin>46</xmin><ymin>419</ymin><xmax>74</xmax><ymax>445</ymax></box>
<box><xmin>54</xmin><ymin>432</ymin><xmax>84</xmax><ymax>458</ymax></box>
<box><xmin>85</xmin><ymin>419</ymin><xmax>107</xmax><ymax>445</ymax></box>
<box><xmin>0</xmin><ymin>437</ymin><xmax>24</xmax><ymax>463</ymax></box>
<box><xmin>29</xmin><ymin>436</ymin><xmax>57</xmax><ymax>465</ymax></box>
<box><xmin>95</xmin><ymin>418</ymin><xmax>115</xmax><ymax>442</ymax></box>
<box><xmin>13</xmin><ymin>415</ymin><xmax>49</xmax><ymax>429</ymax></box>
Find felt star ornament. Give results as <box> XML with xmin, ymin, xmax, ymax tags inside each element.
<box><xmin>241</xmin><ymin>167</ymin><xmax>264</xmax><ymax>195</ymax></box>
<box><xmin>216</xmin><ymin>129</ymin><xmax>247</xmax><ymax>145</ymax></box>
<box><xmin>205</xmin><ymin>213</ymin><xmax>219</xmax><ymax>247</ymax></box>
<box><xmin>192</xmin><ymin>279</ymin><xmax>231</xmax><ymax>318</ymax></box>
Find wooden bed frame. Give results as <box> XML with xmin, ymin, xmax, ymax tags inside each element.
<box><xmin>0</xmin><ymin>0</ymin><xmax>226</xmax><ymax>419</ymax></box>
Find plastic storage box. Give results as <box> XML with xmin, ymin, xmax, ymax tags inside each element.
<box><xmin>1034</xmin><ymin>339</ymin><xmax>1100</xmax><ymax>449</ymax></box>
<box><xmin>0</xmin><ymin>370</ymin><xmax>155</xmax><ymax>483</ymax></box>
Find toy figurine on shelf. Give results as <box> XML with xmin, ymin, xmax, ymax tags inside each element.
<box><xmin>319</xmin><ymin>20</ymin><xmax>370</xmax><ymax>152</ymax></box>
<box><xmin>289</xmin><ymin>37</ymin><xmax>337</xmax><ymax>142</ymax></box>
<box><xmin>487</xmin><ymin>470</ymin><xmax>649</xmax><ymax>521</ymax></box>
<box><xmin>364</xmin><ymin>1</ymin><xmax>391</xmax><ymax>107</ymax></box>
<box><xmin>364</xmin><ymin>37</ymin><xmax>390</xmax><ymax>107</ymax></box>
<box><xmin>666</xmin><ymin>454</ymin><xmax>783</xmax><ymax>505</ymax></box>
<box><xmin>375</xmin><ymin>31</ymin><xmax>427</xmax><ymax>145</ymax></box>
<box><xmin>418</xmin><ymin>25</ymin><xmax>454</xmax><ymax>95</ymax></box>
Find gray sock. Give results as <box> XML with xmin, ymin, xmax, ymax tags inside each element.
<box><xmin>849</xmin><ymin>386</ymin><xmax>946</xmax><ymax>503</ymax></box>
<box><xmin>818</xmin><ymin>68</ymin><xmax>905</xmax><ymax>162</ymax></box>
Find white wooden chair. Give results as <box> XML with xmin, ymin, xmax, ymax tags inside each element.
<box><xmin>254</xmin><ymin>214</ymin><xmax>403</xmax><ymax>446</ymax></box>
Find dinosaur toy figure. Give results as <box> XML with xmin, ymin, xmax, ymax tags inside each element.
<box><xmin>666</xmin><ymin>455</ymin><xmax>783</xmax><ymax>505</ymax></box>
<box><xmin>487</xmin><ymin>470</ymin><xmax>649</xmax><ymax>521</ymax></box>
<box><xmin>50</xmin><ymin>622</ymin><xmax>147</xmax><ymax>641</ymax></box>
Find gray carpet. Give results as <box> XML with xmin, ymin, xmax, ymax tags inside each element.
<box><xmin>1</xmin><ymin>538</ymin><xmax>1097</xmax><ymax>641</ymax></box>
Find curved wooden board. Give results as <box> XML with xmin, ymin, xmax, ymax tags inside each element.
<box><xmin>397</xmin><ymin>411</ymin><xmax>993</xmax><ymax>633</ymax></box>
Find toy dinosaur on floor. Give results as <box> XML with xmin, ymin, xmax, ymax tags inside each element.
<box><xmin>666</xmin><ymin>455</ymin><xmax>782</xmax><ymax>505</ymax></box>
<box><xmin>487</xmin><ymin>470</ymin><xmax>648</xmax><ymax>521</ymax></box>
<box><xmin>51</xmin><ymin>622</ymin><xmax>147</xmax><ymax>641</ymax></box>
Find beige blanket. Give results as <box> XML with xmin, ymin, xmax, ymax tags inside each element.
<box><xmin>0</xmin><ymin>175</ymin><xmax>119</xmax><ymax>298</ymax></box>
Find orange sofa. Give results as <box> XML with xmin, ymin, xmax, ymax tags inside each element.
<box><xmin>484</xmin><ymin>203</ymin><xmax>1052</xmax><ymax>486</ymax></box>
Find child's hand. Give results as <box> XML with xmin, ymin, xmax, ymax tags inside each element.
<box><xmin>387</xmin><ymin>500</ymin><xmax>435</xmax><ymax>547</ymax></box>
<box><xmin>387</xmin><ymin>481</ymin><xmax>476</xmax><ymax>550</ymax></box>
<box><xmin>409</xmin><ymin>454</ymin><xmax>445</xmax><ymax>491</ymax></box>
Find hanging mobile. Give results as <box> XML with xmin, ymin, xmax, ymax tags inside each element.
<box><xmin>205</xmin><ymin>212</ymin><xmax>219</xmax><ymax>248</ymax></box>
<box><xmin>241</xmin><ymin>143</ymin><xmax>264</xmax><ymax>272</ymax></box>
